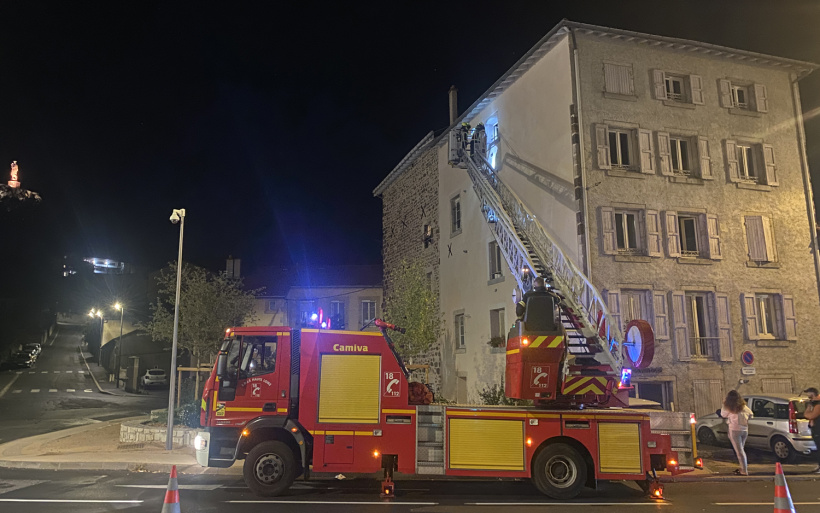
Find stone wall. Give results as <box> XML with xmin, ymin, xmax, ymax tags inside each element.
<box><xmin>119</xmin><ymin>419</ymin><xmax>196</xmax><ymax>448</ymax></box>
<box><xmin>379</xmin><ymin>145</ymin><xmax>443</xmax><ymax>394</ymax></box>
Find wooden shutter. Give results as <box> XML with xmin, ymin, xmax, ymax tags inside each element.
<box><xmin>657</xmin><ymin>131</ymin><xmax>673</xmax><ymax>176</ymax></box>
<box><xmin>652</xmin><ymin>291</ymin><xmax>670</xmax><ymax>341</ymax></box>
<box><xmin>637</xmin><ymin>129</ymin><xmax>655</xmax><ymax>174</ymax></box>
<box><xmin>690</xmin><ymin>74</ymin><xmax>705</xmax><ymax>104</ymax></box>
<box><xmin>693</xmin><ymin>380</ymin><xmax>724</xmax><ymax>419</ymax></box>
<box><xmin>706</xmin><ymin>214</ymin><xmax>722</xmax><ymax>260</ymax></box>
<box><xmin>698</xmin><ymin>136</ymin><xmax>713</xmax><ymax>179</ymax></box>
<box><xmin>762</xmin><ymin>144</ymin><xmax>778</xmax><ymax>186</ymax></box>
<box><xmin>741</xmin><ymin>293</ymin><xmax>760</xmax><ymax>341</ymax></box>
<box><xmin>762</xmin><ymin>216</ymin><xmax>777</xmax><ymax>262</ymax></box>
<box><xmin>714</xmin><ymin>293</ymin><xmax>733</xmax><ymax>362</ymax></box>
<box><xmin>604</xmin><ymin>289</ymin><xmax>622</xmax><ymax>332</ymax></box>
<box><xmin>762</xmin><ymin>378</ymin><xmax>793</xmax><ymax>394</ymax></box>
<box><xmin>754</xmin><ymin>83</ymin><xmax>769</xmax><ymax>113</ymax></box>
<box><xmin>653</xmin><ymin>70</ymin><xmax>667</xmax><ymax>99</ymax></box>
<box><xmin>596</xmin><ymin>124</ymin><xmax>611</xmax><ymax>170</ymax></box>
<box><xmin>644</xmin><ymin>209</ymin><xmax>662</xmax><ymax>257</ymax></box>
<box><xmin>671</xmin><ymin>291</ymin><xmax>690</xmax><ymax>361</ymax></box>
<box><xmin>725</xmin><ymin>139</ymin><xmax>740</xmax><ymax>182</ymax></box>
<box><xmin>600</xmin><ymin>207</ymin><xmax>616</xmax><ymax>255</ymax></box>
<box><xmin>664</xmin><ymin>211</ymin><xmax>681</xmax><ymax>257</ymax></box>
<box><xmin>781</xmin><ymin>294</ymin><xmax>797</xmax><ymax>341</ymax></box>
<box><xmin>719</xmin><ymin>79</ymin><xmax>733</xmax><ymax>107</ymax></box>
<box><xmin>745</xmin><ymin>216</ymin><xmax>768</xmax><ymax>262</ymax></box>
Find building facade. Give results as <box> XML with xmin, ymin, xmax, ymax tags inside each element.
<box><xmin>374</xmin><ymin>21</ymin><xmax>820</xmax><ymax>414</ymax></box>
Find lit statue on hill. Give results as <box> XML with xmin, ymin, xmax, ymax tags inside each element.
<box><xmin>0</xmin><ymin>161</ymin><xmax>41</xmax><ymax>210</ymax></box>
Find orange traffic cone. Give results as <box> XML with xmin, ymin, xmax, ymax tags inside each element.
<box><xmin>161</xmin><ymin>465</ymin><xmax>181</xmax><ymax>513</ymax></box>
<box><xmin>774</xmin><ymin>462</ymin><xmax>796</xmax><ymax>513</ymax></box>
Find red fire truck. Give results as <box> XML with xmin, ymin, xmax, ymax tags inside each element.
<box><xmin>194</xmin><ymin>315</ymin><xmax>698</xmax><ymax>499</ymax></box>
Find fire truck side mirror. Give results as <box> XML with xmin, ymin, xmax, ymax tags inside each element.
<box><xmin>216</xmin><ymin>353</ymin><xmax>227</xmax><ymax>378</ymax></box>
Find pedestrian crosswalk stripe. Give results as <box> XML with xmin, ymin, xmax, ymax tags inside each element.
<box><xmin>66</xmin><ymin>389</ymin><xmax>75</xmax><ymax>392</ymax></box>
<box><xmin>31</xmin><ymin>389</ymin><xmax>39</xmax><ymax>393</ymax></box>
<box><xmin>49</xmin><ymin>389</ymin><xmax>57</xmax><ymax>393</ymax></box>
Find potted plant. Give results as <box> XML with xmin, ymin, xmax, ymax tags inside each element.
<box><xmin>487</xmin><ymin>336</ymin><xmax>506</xmax><ymax>348</ymax></box>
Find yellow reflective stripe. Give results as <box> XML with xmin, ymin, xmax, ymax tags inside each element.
<box><xmin>562</xmin><ymin>379</ymin><xmax>588</xmax><ymax>394</ymax></box>
<box><xmin>527</xmin><ymin>413</ymin><xmax>560</xmax><ymax>419</ymax></box>
<box><xmin>225</xmin><ymin>407</ymin><xmax>264</xmax><ymax>412</ymax></box>
<box><xmin>530</xmin><ymin>336</ymin><xmax>548</xmax><ymax>348</ymax></box>
<box><xmin>309</xmin><ymin>430</ymin><xmax>325</xmax><ymax>435</ymax></box>
<box><xmin>325</xmin><ymin>430</ymin><xmax>355</xmax><ymax>435</ymax></box>
<box><xmin>574</xmin><ymin>384</ymin><xmax>604</xmax><ymax>395</ymax></box>
<box><xmin>382</xmin><ymin>409</ymin><xmax>415</xmax><ymax>414</ymax></box>
<box><xmin>448</xmin><ymin>411</ymin><xmax>527</xmax><ymax>418</ymax></box>
<box><xmin>201</xmin><ymin>398</ymin><xmax>207</xmax><ymax>410</ymax></box>
<box><xmin>277</xmin><ymin>408</ymin><xmax>288</xmax><ymax>413</ymax></box>
<box><xmin>302</xmin><ymin>329</ymin><xmax>383</xmax><ymax>336</ymax></box>
<box><xmin>596</xmin><ymin>415</ymin><xmax>648</xmax><ymax>421</ymax></box>
<box><xmin>354</xmin><ymin>431</ymin><xmax>373</xmax><ymax>436</ymax></box>
<box><xmin>506</xmin><ymin>349</ymin><xmax>520</xmax><ymax>355</ymax></box>
<box><xmin>546</xmin><ymin>336</ymin><xmax>564</xmax><ymax>348</ymax></box>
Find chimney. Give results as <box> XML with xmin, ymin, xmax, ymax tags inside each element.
<box><xmin>448</xmin><ymin>85</ymin><xmax>458</xmax><ymax>125</ymax></box>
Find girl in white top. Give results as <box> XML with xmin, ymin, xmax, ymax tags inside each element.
<box><xmin>720</xmin><ymin>390</ymin><xmax>754</xmax><ymax>475</ymax></box>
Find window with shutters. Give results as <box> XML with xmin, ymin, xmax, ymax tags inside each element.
<box><xmin>737</xmin><ymin>144</ymin><xmax>757</xmax><ymax>181</ymax></box>
<box><xmin>488</xmin><ymin>241</ymin><xmax>504</xmax><ymax>280</ymax></box>
<box><xmin>603</xmin><ymin>62</ymin><xmax>634</xmax><ymax>96</ymax></box>
<box><xmin>608</xmin><ymin>130</ymin><xmax>632</xmax><ymax>168</ymax></box>
<box><xmin>622</xmin><ymin>290</ymin><xmax>649</xmax><ymax>325</ymax></box>
<box><xmin>744</xmin><ymin>215</ymin><xmax>777</xmax><ymax>263</ymax></box>
<box><xmin>652</xmin><ymin>70</ymin><xmax>704</xmax><ymax>105</ymax></box>
<box><xmin>601</xmin><ymin>207</ymin><xmax>662</xmax><ymax>258</ymax></box>
<box><xmin>741</xmin><ymin>292</ymin><xmax>797</xmax><ymax>342</ymax></box>
<box><xmin>724</xmin><ymin>140</ymin><xmax>777</xmax><ymax>187</ymax></box>
<box><xmin>664</xmin><ymin>211</ymin><xmax>721</xmax><ymax>260</ymax></box>
<box><xmin>450</xmin><ymin>195</ymin><xmax>462</xmax><ymax>236</ymax></box>
<box><xmin>672</xmin><ymin>291</ymin><xmax>732</xmax><ymax>362</ymax></box>
<box><xmin>719</xmin><ymin>80</ymin><xmax>768</xmax><ymax>113</ymax></box>
<box><xmin>455</xmin><ymin>313</ymin><xmax>466</xmax><ymax>349</ymax></box>
<box><xmin>678</xmin><ymin>216</ymin><xmax>700</xmax><ymax>257</ymax></box>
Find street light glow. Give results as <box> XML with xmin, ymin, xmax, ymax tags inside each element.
<box><xmin>114</xmin><ymin>302</ymin><xmax>122</xmax><ymax>311</ymax></box>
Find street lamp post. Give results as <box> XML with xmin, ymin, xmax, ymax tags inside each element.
<box><xmin>114</xmin><ymin>303</ymin><xmax>124</xmax><ymax>388</ymax></box>
<box><xmin>89</xmin><ymin>309</ymin><xmax>104</xmax><ymax>362</ymax></box>
<box><xmin>166</xmin><ymin>208</ymin><xmax>186</xmax><ymax>450</ymax></box>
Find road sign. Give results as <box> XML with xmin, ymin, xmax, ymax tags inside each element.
<box><xmin>741</xmin><ymin>351</ymin><xmax>754</xmax><ymax>366</ymax></box>
<box><xmin>741</xmin><ymin>367</ymin><xmax>756</xmax><ymax>375</ymax></box>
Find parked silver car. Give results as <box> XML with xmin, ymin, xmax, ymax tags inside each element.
<box><xmin>695</xmin><ymin>393</ymin><xmax>816</xmax><ymax>462</ymax></box>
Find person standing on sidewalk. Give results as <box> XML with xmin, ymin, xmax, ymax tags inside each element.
<box><xmin>801</xmin><ymin>387</ymin><xmax>820</xmax><ymax>473</ymax></box>
<box><xmin>718</xmin><ymin>390</ymin><xmax>753</xmax><ymax>476</ymax></box>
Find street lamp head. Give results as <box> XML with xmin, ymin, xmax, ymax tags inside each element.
<box><xmin>88</xmin><ymin>310</ymin><xmax>94</xmax><ymax>318</ymax></box>
<box><xmin>114</xmin><ymin>303</ymin><xmax>122</xmax><ymax>311</ymax></box>
<box><xmin>96</xmin><ymin>311</ymin><xmax>103</xmax><ymax>318</ymax></box>
<box><xmin>170</xmin><ymin>208</ymin><xmax>185</xmax><ymax>224</ymax></box>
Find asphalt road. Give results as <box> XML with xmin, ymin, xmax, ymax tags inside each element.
<box><xmin>0</xmin><ymin>468</ymin><xmax>818</xmax><ymax>512</ymax></box>
<box><xmin>0</xmin><ymin>325</ymin><xmax>167</xmax><ymax>444</ymax></box>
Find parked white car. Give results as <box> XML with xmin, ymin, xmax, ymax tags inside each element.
<box><xmin>695</xmin><ymin>393</ymin><xmax>816</xmax><ymax>462</ymax></box>
<box><xmin>142</xmin><ymin>369</ymin><xmax>168</xmax><ymax>388</ymax></box>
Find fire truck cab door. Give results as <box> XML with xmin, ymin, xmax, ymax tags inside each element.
<box><xmin>232</xmin><ymin>335</ymin><xmax>284</xmax><ymax>421</ymax></box>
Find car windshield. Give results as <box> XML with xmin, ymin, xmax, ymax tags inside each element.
<box><xmin>791</xmin><ymin>400</ymin><xmax>808</xmax><ymax>419</ymax></box>
<box><xmin>148</xmin><ymin>370</ymin><xmax>164</xmax><ymax>376</ymax></box>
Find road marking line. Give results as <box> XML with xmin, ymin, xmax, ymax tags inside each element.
<box><xmin>714</xmin><ymin>503</ymin><xmax>820</xmax><ymax>506</ymax></box>
<box><xmin>15</xmin><ymin>371</ymin><xmax>21</xmax><ymax>374</ymax></box>
<box><xmin>67</xmin><ymin>389</ymin><xmax>75</xmax><ymax>392</ymax></box>
<box><xmin>30</xmin><ymin>389</ymin><xmax>40</xmax><ymax>393</ymax></box>
<box><xmin>41</xmin><ymin>371</ymin><xmax>48</xmax><ymax>374</ymax></box>
<box><xmin>116</xmin><ymin>484</ymin><xmax>222</xmax><ymax>490</ymax></box>
<box><xmin>12</xmin><ymin>390</ymin><xmax>21</xmax><ymax>394</ymax></box>
<box><xmin>28</xmin><ymin>372</ymin><xmax>34</xmax><ymax>374</ymax></box>
<box><xmin>49</xmin><ymin>389</ymin><xmax>58</xmax><ymax>393</ymax></box>
<box><xmin>65</xmin><ymin>370</ymin><xmax>73</xmax><ymax>373</ymax></box>
<box><xmin>0</xmin><ymin>373</ymin><xmax>21</xmax><ymax>399</ymax></box>
<box><xmin>468</xmin><ymin>503</ymin><xmax>671</xmax><ymax>507</ymax></box>
<box><xmin>84</xmin><ymin>389</ymin><xmax>93</xmax><ymax>393</ymax></box>
<box><xmin>53</xmin><ymin>371</ymin><xmax>60</xmax><ymax>373</ymax></box>
<box><xmin>226</xmin><ymin>501</ymin><xmax>439</xmax><ymax>505</ymax></box>
<box><xmin>0</xmin><ymin>499</ymin><xmax>143</xmax><ymax>504</ymax></box>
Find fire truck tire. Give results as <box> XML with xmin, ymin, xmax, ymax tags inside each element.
<box><xmin>531</xmin><ymin>443</ymin><xmax>587</xmax><ymax>499</ymax></box>
<box><xmin>243</xmin><ymin>441</ymin><xmax>297</xmax><ymax>496</ymax></box>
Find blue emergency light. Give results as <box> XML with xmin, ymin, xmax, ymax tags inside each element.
<box><xmin>620</xmin><ymin>368</ymin><xmax>632</xmax><ymax>388</ymax></box>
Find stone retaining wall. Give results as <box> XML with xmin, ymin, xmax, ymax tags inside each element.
<box><xmin>119</xmin><ymin>419</ymin><xmax>196</xmax><ymax>448</ymax></box>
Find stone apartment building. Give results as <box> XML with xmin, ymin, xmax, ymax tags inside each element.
<box><xmin>374</xmin><ymin>20</ymin><xmax>820</xmax><ymax>416</ymax></box>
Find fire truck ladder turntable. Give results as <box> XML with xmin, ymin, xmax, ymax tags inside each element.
<box><xmin>451</xmin><ymin>134</ymin><xmax>627</xmax><ymax>402</ymax></box>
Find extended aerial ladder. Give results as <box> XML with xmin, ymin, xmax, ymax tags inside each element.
<box><xmin>449</xmin><ymin>127</ymin><xmax>653</xmax><ymax>407</ymax></box>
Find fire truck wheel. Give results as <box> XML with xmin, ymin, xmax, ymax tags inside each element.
<box><xmin>244</xmin><ymin>441</ymin><xmax>297</xmax><ymax>496</ymax></box>
<box><xmin>531</xmin><ymin>443</ymin><xmax>587</xmax><ymax>499</ymax></box>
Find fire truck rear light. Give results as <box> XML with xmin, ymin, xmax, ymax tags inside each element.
<box><xmin>373</xmin><ymin>450</ymin><xmax>380</xmax><ymax>458</ymax></box>
<box><xmin>522</xmin><ymin>338</ymin><xmax>529</xmax><ymax>346</ymax></box>
<box><xmin>526</xmin><ymin>438</ymin><xmax>532</xmax><ymax>447</ymax></box>
<box><xmin>695</xmin><ymin>457</ymin><xmax>703</xmax><ymax>469</ymax></box>
<box><xmin>241</xmin><ymin>429</ymin><xmax>249</xmax><ymax>437</ymax></box>
<box><xmin>225</xmin><ymin>328</ymin><xmax>230</xmax><ymax>334</ymax></box>
<box><xmin>690</xmin><ymin>413</ymin><xmax>696</xmax><ymax>424</ymax></box>
<box><xmin>789</xmin><ymin>402</ymin><xmax>798</xmax><ymax>434</ymax></box>
<box><xmin>668</xmin><ymin>459</ymin><xmax>677</xmax><ymax>466</ymax></box>
<box><xmin>193</xmin><ymin>435</ymin><xmax>207</xmax><ymax>451</ymax></box>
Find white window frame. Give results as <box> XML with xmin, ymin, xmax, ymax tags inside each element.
<box><xmin>489</xmin><ymin>308</ymin><xmax>505</xmax><ymax>340</ymax></box>
<box><xmin>455</xmin><ymin>313</ymin><xmax>466</xmax><ymax>349</ymax></box>
<box><xmin>670</xmin><ymin>136</ymin><xmax>691</xmax><ymax>174</ymax></box>
<box><xmin>361</xmin><ymin>300</ymin><xmax>376</xmax><ymax>326</ymax></box>
<box><xmin>665</xmin><ymin>75</ymin><xmax>686</xmax><ymax>102</ymax></box>
<box><xmin>330</xmin><ymin>300</ymin><xmax>345</xmax><ymax>329</ymax></box>
<box><xmin>608</xmin><ymin>129</ymin><xmax>633</xmax><ymax>169</ymax></box>
<box><xmin>737</xmin><ymin>144</ymin><xmax>757</xmax><ymax>181</ymax></box>
<box><xmin>488</xmin><ymin>241</ymin><xmax>504</xmax><ymax>280</ymax></box>
<box><xmin>732</xmin><ymin>85</ymin><xmax>749</xmax><ymax>109</ymax></box>
<box><xmin>686</xmin><ymin>292</ymin><xmax>713</xmax><ymax>359</ymax></box>
<box><xmin>450</xmin><ymin>195</ymin><xmax>462</xmax><ymax>235</ymax></box>
<box><xmin>678</xmin><ymin>215</ymin><xmax>700</xmax><ymax>257</ymax></box>
<box><xmin>755</xmin><ymin>293</ymin><xmax>777</xmax><ymax>339</ymax></box>
<box><xmin>614</xmin><ymin>210</ymin><xmax>641</xmax><ymax>254</ymax></box>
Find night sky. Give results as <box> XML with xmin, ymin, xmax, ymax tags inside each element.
<box><xmin>2</xmin><ymin>1</ymin><xmax>820</xmax><ymax>302</ymax></box>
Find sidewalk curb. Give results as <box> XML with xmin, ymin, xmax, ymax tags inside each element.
<box><xmin>660</xmin><ymin>474</ymin><xmax>820</xmax><ymax>482</ymax></box>
<box><xmin>77</xmin><ymin>345</ymin><xmax>123</xmax><ymax>396</ymax></box>
<box><xmin>0</xmin><ymin>460</ymin><xmax>230</xmax><ymax>474</ymax></box>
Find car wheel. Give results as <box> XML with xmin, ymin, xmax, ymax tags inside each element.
<box><xmin>698</xmin><ymin>427</ymin><xmax>717</xmax><ymax>445</ymax></box>
<box><xmin>531</xmin><ymin>443</ymin><xmax>587</xmax><ymax>500</ymax></box>
<box><xmin>243</xmin><ymin>441</ymin><xmax>297</xmax><ymax>496</ymax></box>
<box><xmin>771</xmin><ymin>436</ymin><xmax>797</xmax><ymax>463</ymax></box>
